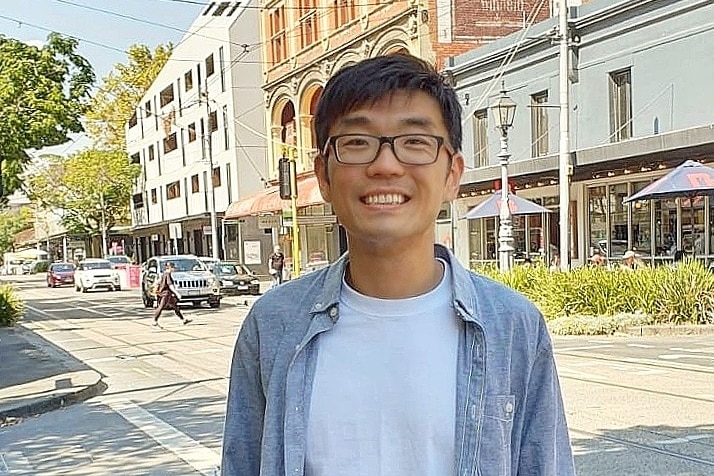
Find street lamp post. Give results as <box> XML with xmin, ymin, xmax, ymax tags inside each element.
<box><xmin>489</xmin><ymin>85</ymin><xmax>517</xmax><ymax>272</ymax></box>
<box><xmin>99</xmin><ymin>190</ymin><xmax>108</xmax><ymax>257</ymax></box>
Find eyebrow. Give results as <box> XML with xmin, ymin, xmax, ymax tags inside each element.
<box><xmin>337</xmin><ymin>115</ymin><xmax>438</xmax><ymax>129</ymax></box>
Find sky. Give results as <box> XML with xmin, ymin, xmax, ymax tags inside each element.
<box><xmin>0</xmin><ymin>0</ymin><xmax>205</xmax><ymax>157</ymax></box>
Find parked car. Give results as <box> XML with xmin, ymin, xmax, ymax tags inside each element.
<box><xmin>141</xmin><ymin>255</ymin><xmax>221</xmax><ymax>309</ymax></box>
<box><xmin>75</xmin><ymin>258</ymin><xmax>121</xmax><ymax>292</ymax></box>
<box><xmin>210</xmin><ymin>261</ymin><xmax>260</xmax><ymax>296</ymax></box>
<box><xmin>46</xmin><ymin>262</ymin><xmax>76</xmax><ymax>287</ymax></box>
<box><xmin>105</xmin><ymin>255</ymin><xmax>132</xmax><ymax>269</ymax></box>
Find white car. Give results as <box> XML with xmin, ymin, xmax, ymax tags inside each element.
<box><xmin>75</xmin><ymin>258</ymin><xmax>121</xmax><ymax>292</ymax></box>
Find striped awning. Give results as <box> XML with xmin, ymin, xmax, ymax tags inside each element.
<box><xmin>224</xmin><ymin>174</ymin><xmax>324</xmax><ymax>219</ymax></box>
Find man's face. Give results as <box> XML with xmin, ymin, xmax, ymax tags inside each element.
<box><xmin>314</xmin><ymin>90</ymin><xmax>464</xmax><ymax>250</ymax></box>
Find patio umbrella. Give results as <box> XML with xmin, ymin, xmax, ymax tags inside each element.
<box><xmin>462</xmin><ymin>192</ymin><xmax>552</xmax><ymax>220</ymax></box>
<box><xmin>623</xmin><ymin>160</ymin><xmax>714</xmax><ymax>256</ymax></box>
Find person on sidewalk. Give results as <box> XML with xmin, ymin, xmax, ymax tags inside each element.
<box><xmin>267</xmin><ymin>245</ymin><xmax>285</xmax><ymax>286</ymax></box>
<box><xmin>153</xmin><ymin>262</ymin><xmax>191</xmax><ymax>326</ymax></box>
<box><xmin>222</xmin><ymin>53</ymin><xmax>575</xmax><ymax>476</ymax></box>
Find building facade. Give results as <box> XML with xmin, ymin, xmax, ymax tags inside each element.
<box><xmin>445</xmin><ymin>0</ymin><xmax>714</xmax><ymax>268</ymax></box>
<box><xmin>224</xmin><ymin>0</ymin><xmax>550</xmax><ymax>275</ymax></box>
<box><xmin>126</xmin><ymin>1</ymin><xmax>267</xmax><ymax>264</ymax></box>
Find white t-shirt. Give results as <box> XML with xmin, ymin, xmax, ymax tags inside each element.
<box><xmin>305</xmin><ymin>260</ymin><xmax>460</xmax><ymax>476</ymax></box>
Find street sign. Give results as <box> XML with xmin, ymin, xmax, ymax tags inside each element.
<box><xmin>258</xmin><ymin>214</ymin><xmax>282</xmax><ymax>228</ymax></box>
<box><xmin>169</xmin><ymin>222</ymin><xmax>182</xmax><ymax>239</ymax></box>
<box><xmin>203</xmin><ymin>225</ymin><xmax>213</xmax><ymax>235</ymax></box>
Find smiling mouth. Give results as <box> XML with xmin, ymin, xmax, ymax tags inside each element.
<box><xmin>362</xmin><ymin>193</ymin><xmax>408</xmax><ymax>205</ymax></box>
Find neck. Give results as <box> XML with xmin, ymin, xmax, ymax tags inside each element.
<box><xmin>345</xmin><ymin>241</ymin><xmax>444</xmax><ymax>299</ymax></box>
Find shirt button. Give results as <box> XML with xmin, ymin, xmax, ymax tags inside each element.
<box><xmin>314</xmin><ymin>302</ymin><xmax>322</xmax><ymax>309</ymax></box>
<box><xmin>328</xmin><ymin>307</ymin><xmax>337</xmax><ymax>317</ymax></box>
<box><xmin>505</xmin><ymin>402</ymin><xmax>514</xmax><ymax>413</ymax></box>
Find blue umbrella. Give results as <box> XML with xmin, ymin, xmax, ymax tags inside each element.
<box><xmin>623</xmin><ymin>160</ymin><xmax>714</xmax><ymax>203</ymax></box>
<box><xmin>462</xmin><ymin>192</ymin><xmax>551</xmax><ymax>220</ymax></box>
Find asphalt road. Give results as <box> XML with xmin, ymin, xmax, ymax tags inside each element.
<box><xmin>1</xmin><ymin>275</ymin><xmax>712</xmax><ymax>475</ymax></box>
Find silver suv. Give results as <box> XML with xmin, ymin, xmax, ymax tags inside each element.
<box><xmin>141</xmin><ymin>255</ymin><xmax>221</xmax><ymax>309</ymax></box>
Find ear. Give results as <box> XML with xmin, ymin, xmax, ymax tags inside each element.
<box><xmin>443</xmin><ymin>152</ymin><xmax>465</xmax><ymax>202</ymax></box>
<box><xmin>314</xmin><ymin>154</ymin><xmax>332</xmax><ymax>203</ymax></box>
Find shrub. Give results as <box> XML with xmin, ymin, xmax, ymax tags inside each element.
<box><xmin>548</xmin><ymin>313</ymin><xmax>654</xmax><ymax>336</ymax></box>
<box><xmin>0</xmin><ymin>285</ymin><xmax>24</xmax><ymax>327</ymax></box>
<box><xmin>473</xmin><ymin>259</ymin><xmax>714</xmax><ymax>326</ymax></box>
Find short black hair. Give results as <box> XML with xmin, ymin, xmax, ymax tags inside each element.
<box><xmin>313</xmin><ymin>54</ymin><xmax>462</xmax><ymax>155</ymax></box>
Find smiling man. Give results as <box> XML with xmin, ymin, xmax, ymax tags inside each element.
<box><xmin>221</xmin><ymin>54</ymin><xmax>575</xmax><ymax>476</ymax></box>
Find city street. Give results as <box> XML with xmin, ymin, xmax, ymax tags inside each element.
<box><xmin>0</xmin><ymin>274</ymin><xmax>712</xmax><ymax>475</ymax></box>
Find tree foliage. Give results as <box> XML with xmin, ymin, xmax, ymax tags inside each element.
<box><xmin>0</xmin><ymin>207</ymin><xmax>33</xmax><ymax>255</ymax></box>
<box><xmin>86</xmin><ymin>43</ymin><xmax>173</xmax><ymax>150</ymax></box>
<box><xmin>0</xmin><ymin>33</ymin><xmax>94</xmax><ymax>197</ymax></box>
<box><xmin>26</xmin><ymin>150</ymin><xmax>141</xmax><ymax>236</ymax></box>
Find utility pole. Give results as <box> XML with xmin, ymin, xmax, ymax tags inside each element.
<box><xmin>289</xmin><ymin>147</ymin><xmax>300</xmax><ymax>278</ymax></box>
<box><xmin>558</xmin><ymin>0</ymin><xmax>572</xmax><ymax>270</ymax></box>
<box><xmin>202</xmin><ymin>91</ymin><xmax>220</xmax><ymax>260</ymax></box>
<box><xmin>99</xmin><ymin>190</ymin><xmax>108</xmax><ymax>257</ymax></box>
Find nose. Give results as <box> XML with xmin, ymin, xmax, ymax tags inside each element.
<box><xmin>367</xmin><ymin>141</ymin><xmax>404</xmax><ymax>177</ymax></box>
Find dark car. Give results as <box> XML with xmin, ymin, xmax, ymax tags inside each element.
<box><xmin>46</xmin><ymin>262</ymin><xmax>76</xmax><ymax>287</ymax></box>
<box><xmin>211</xmin><ymin>262</ymin><xmax>260</xmax><ymax>296</ymax></box>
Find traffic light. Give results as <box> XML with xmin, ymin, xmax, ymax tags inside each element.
<box><xmin>278</xmin><ymin>156</ymin><xmax>292</xmax><ymax>199</ymax></box>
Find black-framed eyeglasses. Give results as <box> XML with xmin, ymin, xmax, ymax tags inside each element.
<box><xmin>322</xmin><ymin>134</ymin><xmax>453</xmax><ymax>165</ymax></box>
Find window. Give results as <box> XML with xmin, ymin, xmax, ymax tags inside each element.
<box><xmin>219</xmin><ymin>46</ymin><xmax>226</xmax><ymax>92</ymax></box>
<box><xmin>148</xmin><ymin>144</ymin><xmax>155</xmax><ymax>161</ymax></box>
<box><xmin>191</xmin><ymin>174</ymin><xmax>200</xmax><ymax>193</ymax></box>
<box><xmin>332</xmin><ymin>0</ymin><xmax>357</xmax><ymax>28</ymax></box>
<box><xmin>299</xmin><ymin>0</ymin><xmax>319</xmax><ymax>50</ymax></box>
<box><xmin>472</xmin><ymin>109</ymin><xmax>489</xmax><ymax>168</ymax></box>
<box><xmin>269</xmin><ymin>6</ymin><xmax>287</xmax><ymax>64</ymax></box>
<box><xmin>222</xmin><ymin>105</ymin><xmax>229</xmax><ymax>150</ymax></box>
<box><xmin>160</xmin><ymin>84</ymin><xmax>174</xmax><ymax>107</ymax></box>
<box><xmin>151</xmin><ymin>188</ymin><xmax>157</xmax><ymax>204</ymax></box>
<box><xmin>163</xmin><ymin>132</ymin><xmax>178</xmax><ymax>153</ymax></box>
<box><xmin>132</xmin><ymin>193</ymin><xmax>144</xmax><ymax>209</ymax></box>
<box><xmin>212</xmin><ymin>167</ymin><xmax>222</xmax><ymax>187</ymax></box>
<box><xmin>188</xmin><ymin>122</ymin><xmax>197</xmax><ymax>142</ymax></box>
<box><xmin>128</xmin><ymin>112</ymin><xmax>138</xmax><ymax>128</ymax></box>
<box><xmin>130</xmin><ymin>152</ymin><xmax>140</xmax><ymax>164</ymax></box>
<box><xmin>206</xmin><ymin>54</ymin><xmax>215</xmax><ymax>77</ymax></box>
<box><xmin>530</xmin><ymin>91</ymin><xmax>549</xmax><ymax>157</ymax></box>
<box><xmin>208</xmin><ymin>110</ymin><xmax>218</xmax><ymax>132</ymax></box>
<box><xmin>609</xmin><ymin>68</ymin><xmax>632</xmax><ymax>142</ymax></box>
<box><xmin>145</xmin><ymin>100</ymin><xmax>152</xmax><ymax>117</ymax></box>
<box><xmin>166</xmin><ymin>181</ymin><xmax>181</xmax><ymax>200</ymax></box>
<box><xmin>212</xmin><ymin>1</ymin><xmax>230</xmax><ymax>15</ymax></box>
<box><xmin>184</xmin><ymin>70</ymin><xmax>193</xmax><ymax>91</ymax></box>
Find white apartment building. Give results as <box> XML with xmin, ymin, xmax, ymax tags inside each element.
<box><xmin>127</xmin><ymin>1</ymin><xmax>267</xmax><ymax>263</ymax></box>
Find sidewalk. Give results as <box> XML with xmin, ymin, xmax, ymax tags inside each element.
<box><xmin>0</xmin><ymin>325</ymin><xmax>105</xmax><ymax>425</ymax></box>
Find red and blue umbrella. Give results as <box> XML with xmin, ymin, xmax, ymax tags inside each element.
<box><xmin>462</xmin><ymin>192</ymin><xmax>551</xmax><ymax>220</ymax></box>
<box><xmin>623</xmin><ymin>160</ymin><xmax>714</xmax><ymax>203</ymax></box>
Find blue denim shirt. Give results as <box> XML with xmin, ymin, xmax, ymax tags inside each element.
<box><xmin>222</xmin><ymin>245</ymin><xmax>575</xmax><ymax>476</ymax></box>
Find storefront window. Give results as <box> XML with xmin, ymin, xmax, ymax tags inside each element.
<box><xmin>468</xmin><ymin>217</ymin><xmax>496</xmax><ymax>267</ymax></box>
<box><xmin>512</xmin><ymin>215</ymin><xmax>526</xmax><ymax>258</ymax></box>
<box><xmin>681</xmin><ymin>196</ymin><xmax>705</xmax><ymax>255</ymax></box>
<box><xmin>527</xmin><ymin>214</ymin><xmax>544</xmax><ymax>258</ymax></box>
<box><xmin>630</xmin><ymin>181</ymin><xmax>652</xmax><ymax>256</ymax></box>
<box><xmin>588</xmin><ymin>186</ymin><xmax>607</xmax><ymax>255</ymax></box>
<box><xmin>654</xmin><ymin>198</ymin><xmax>677</xmax><ymax>256</ymax></box>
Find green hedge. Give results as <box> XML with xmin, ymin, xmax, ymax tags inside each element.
<box><xmin>475</xmin><ymin>259</ymin><xmax>714</xmax><ymax>327</ymax></box>
<box><xmin>0</xmin><ymin>285</ymin><xmax>24</xmax><ymax>327</ymax></box>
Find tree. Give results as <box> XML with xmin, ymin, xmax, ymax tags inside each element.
<box><xmin>26</xmin><ymin>150</ymin><xmax>141</xmax><ymax>240</ymax></box>
<box><xmin>0</xmin><ymin>207</ymin><xmax>33</xmax><ymax>255</ymax></box>
<box><xmin>86</xmin><ymin>43</ymin><xmax>173</xmax><ymax>150</ymax></box>
<box><xmin>0</xmin><ymin>33</ymin><xmax>94</xmax><ymax>197</ymax></box>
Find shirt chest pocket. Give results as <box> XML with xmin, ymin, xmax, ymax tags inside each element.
<box><xmin>477</xmin><ymin>394</ymin><xmax>515</xmax><ymax>476</ymax></box>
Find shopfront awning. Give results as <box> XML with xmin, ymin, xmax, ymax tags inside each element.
<box><xmin>224</xmin><ymin>175</ymin><xmax>325</xmax><ymax>220</ymax></box>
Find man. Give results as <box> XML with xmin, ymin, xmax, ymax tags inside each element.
<box><xmin>589</xmin><ymin>251</ymin><xmax>605</xmax><ymax>267</ymax></box>
<box><xmin>267</xmin><ymin>245</ymin><xmax>285</xmax><ymax>285</ymax></box>
<box><xmin>621</xmin><ymin>250</ymin><xmax>644</xmax><ymax>270</ymax></box>
<box><xmin>222</xmin><ymin>54</ymin><xmax>575</xmax><ymax>475</ymax></box>
<box><xmin>153</xmin><ymin>262</ymin><xmax>191</xmax><ymax>326</ymax></box>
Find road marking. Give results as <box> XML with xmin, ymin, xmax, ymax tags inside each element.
<box><xmin>659</xmin><ymin>354</ymin><xmax>714</xmax><ymax>361</ymax></box>
<box><xmin>557</xmin><ymin>366</ymin><xmax>608</xmax><ymax>381</ymax></box>
<box><xmin>132</xmin><ymin>367</ymin><xmax>153</xmax><ymax>377</ymax></box>
<box><xmin>84</xmin><ymin>356</ymin><xmax>118</xmax><ymax>363</ymax></box>
<box><xmin>627</xmin><ymin>343</ymin><xmax>654</xmax><ymax>348</ymax></box>
<box><xmin>186</xmin><ymin>348</ymin><xmax>224</xmax><ymax>355</ymax></box>
<box><xmin>653</xmin><ymin>434</ymin><xmax>714</xmax><ymax>444</ymax></box>
<box><xmin>0</xmin><ymin>451</ymin><xmax>34</xmax><ymax>473</ymax></box>
<box><xmin>99</xmin><ymin>398</ymin><xmax>220</xmax><ymax>476</ymax></box>
<box><xmin>556</xmin><ymin>344</ymin><xmax>614</xmax><ymax>352</ymax></box>
<box><xmin>670</xmin><ymin>347</ymin><xmax>714</xmax><ymax>354</ymax></box>
<box><xmin>572</xmin><ymin>446</ymin><xmax>626</xmax><ymax>456</ymax></box>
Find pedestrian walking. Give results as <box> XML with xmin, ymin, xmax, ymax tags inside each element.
<box><xmin>153</xmin><ymin>262</ymin><xmax>191</xmax><ymax>326</ymax></box>
<box><xmin>222</xmin><ymin>53</ymin><xmax>575</xmax><ymax>476</ymax></box>
<box><xmin>267</xmin><ymin>245</ymin><xmax>285</xmax><ymax>286</ymax></box>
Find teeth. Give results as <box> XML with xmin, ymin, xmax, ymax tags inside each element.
<box><xmin>364</xmin><ymin>193</ymin><xmax>405</xmax><ymax>205</ymax></box>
